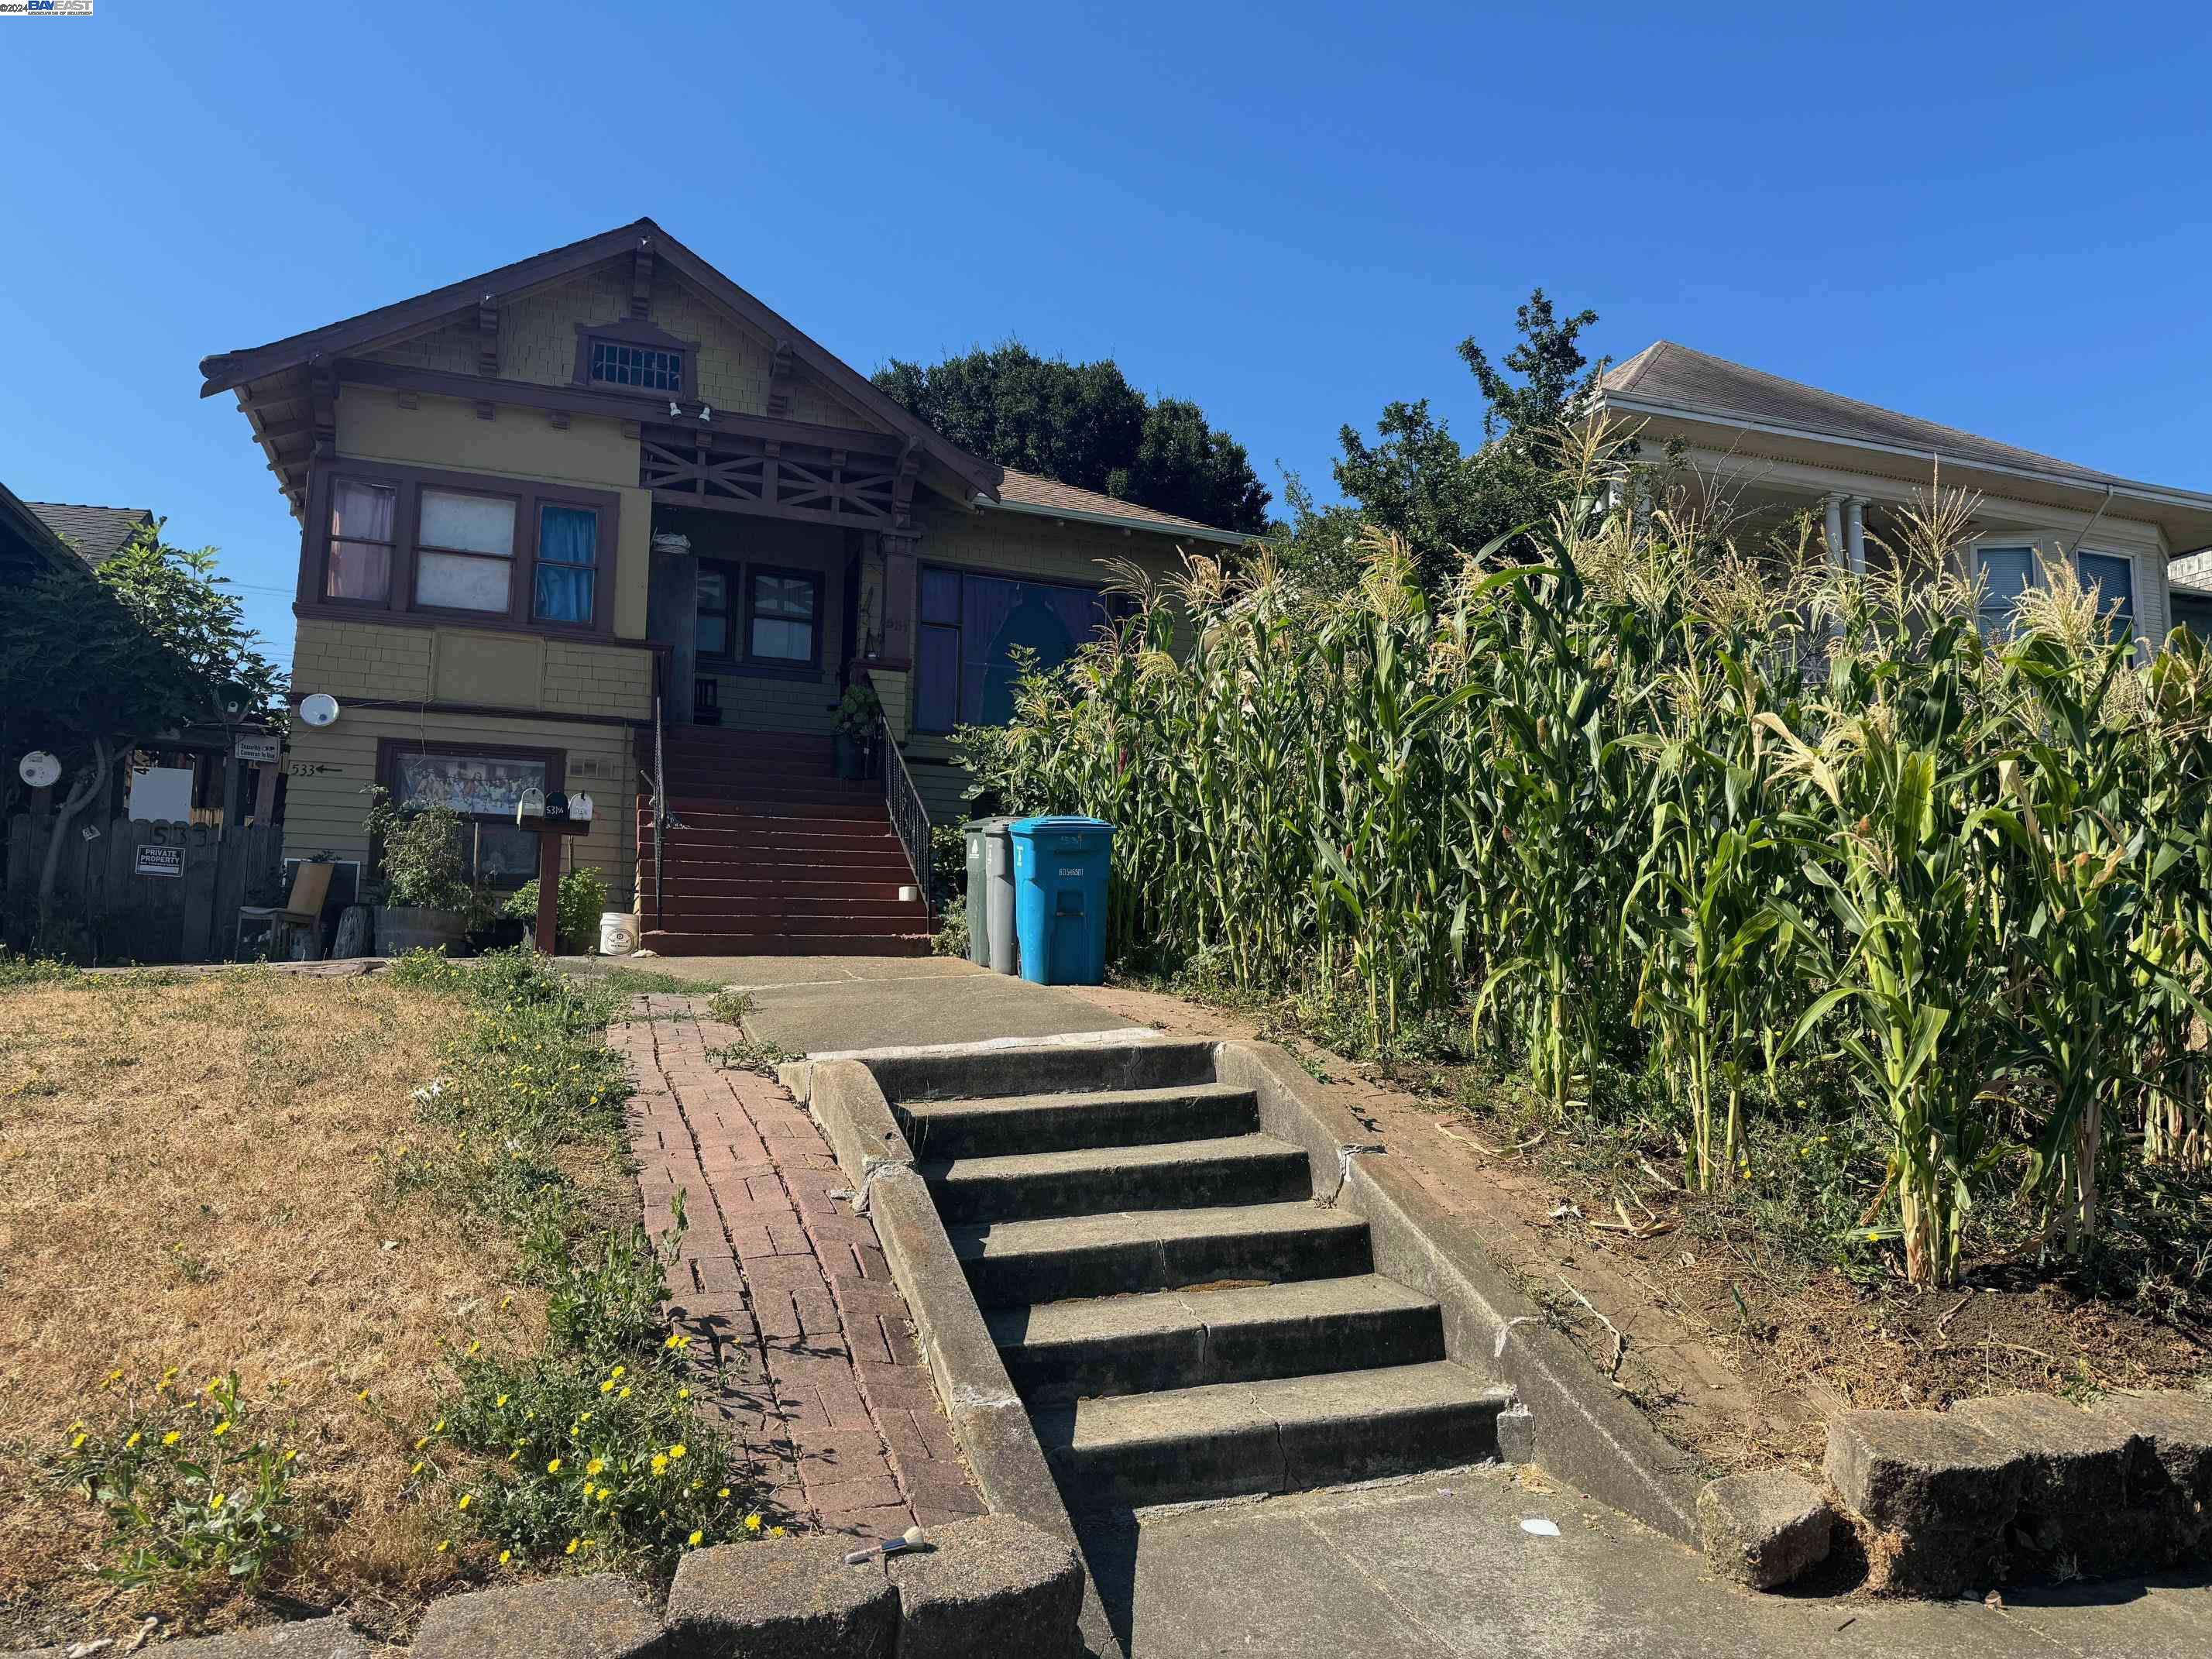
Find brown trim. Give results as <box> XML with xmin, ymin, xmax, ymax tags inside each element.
<box><xmin>311</xmin><ymin>693</ymin><xmax>647</xmax><ymax>730</ymax></box>
<box><xmin>290</xmin><ymin>601</ymin><xmax>656</xmax><ymax>655</ymax></box>
<box><xmin>335</xmin><ymin>358</ymin><xmax>907</xmax><ymax>456</ymax></box>
<box><xmin>570</xmin><ymin>318</ymin><xmax>699</xmax><ymax>402</ymax></box>
<box><xmin>198</xmin><ymin>216</ymin><xmax>1004</xmax><ymax>500</ymax></box>
<box><xmin>301</xmin><ymin>457</ymin><xmax>620</xmax><ymax>639</ymax></box>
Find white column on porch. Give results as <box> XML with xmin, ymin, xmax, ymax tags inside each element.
<box><xmin>1823</xmin><ymin>493</ymin><xmax>1848</xmax><ymax>571</ymax></box>
<box><xmin>1845</xmin><ymin>496</ymin><xmax>1868</xmax><ymax>577</ymax></box>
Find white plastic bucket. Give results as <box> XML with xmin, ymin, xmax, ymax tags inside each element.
<box><xmin>599</xmin><ymin>911</ymin><xmax>639</xmax><ymax>956</ymax></box>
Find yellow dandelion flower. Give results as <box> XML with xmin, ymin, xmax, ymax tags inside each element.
<box><xmin>769</xmin><ymin>1526</ymin><xmax>785</xmax><ymax>1538</ymax></box>
<box><xmin>414</xmin><ymin>1436</ymin><xmax>428</xmax><ymax>1451</ymax></box>
<box><xmin>412</xmin><ymin>1461</ymin><xmax>424</xmax><ymax>1475</ymax></box>
<box><xmin>687</xmin><ymin>1530</ymin><xmax>704</xmax><ymax>1547</ymax></box>
<box><xmin>436</xmin><ymin>1539</ymin><xmax>451</xmax><ymax>1554</ymax></box>
<box><xmin>618</xmin><ymin>1386</ymin><xmax>631</xmax><ymax>1400</ymax></box>
<box><xmin>211</xmin><ymin>1420</ymin><xmax>232</xmax><ymax>1437</ymax></box>
<box><xmin>493</xmin><ymin>1394</ymin><xmax>509</xmax><ymax>1409</ymax></box>
<box><xmin>744</xmin><ymin>1513</ymin><xmax>762</xmax><ymax>1533</ymax></box>
<box><xmin>432</xmin><ymin>1419</ymin><xmax>446</xmax><ymax>1433</ymax></box>
<box><xmin>586</xmin><ymin>1458</ymin><xmax>605</xmax><ymax>1476</ymax></box>
<box><xmin>465</xmin><ymin>1341</ymin><xmax>480</xmax><ymax>1358</ymax></box>
<box><xmin>162</xmin><ymin>1431</ymin><xmax>180</xmax><ymax>1447</ymax></box>
<box><xmin>599</xmin><ymin>1379</ymin><xmax>614</xmax><ymax>1395</ymax></box>
<box><xmin>651</xmin><ymin>1454</ymin><xmax>668</xmax><ymax>1475</ymax></box>
<box><xmin>677</xmin><ymin>1387</ymin><xmax>691</xmax><ymax>1401</ymax></box>
<box><xmin>716</xmin><ymin>1487</ymin><xmax>730</xmax><ymax>1499</ymax></box>
<box><xmin>610</xmin><ymin>1365</ymin><xmax>625</xmax><ymax>1380</ymax></box>
<box><xmin>499</xmin><ymin>1550</ymin><xmax>511</xmax><ymax>1566</ymax></box>
<box><xmin>102</xmin><ymin>1368</ymin><xmax>123</xmax><ymax>1388</ymax></box>
<box><xmin>669</xmin><ymin>1444</ymin><xmax>687</xmax><ymax>1460</ymax></box>
<box><xmin>125</xmin><ymin>1432</ymin><xmax>140</xmax><ymax>1449</ymax></box>
<box><xmin>357</xmin><ymin>1389</ymin><xmax>372</xmax><ymax>1403</ymax></box>
<box><xmin>547</xmin><ymin>1458</ymin><xmax>562</xmax><ymax>1474</ymax></box>
<box><xmin>565</xmin><ymin>1537</ymin><xmax>579</xmax><ymax>1557</ymax></box>
<box><xmin>69</xmin><ymin>1432</ymin><xmax>87</xmax><ymax>1450</ymax></box>
<box><xmin>457</xmin><ymin>1493</ymin><xmax>472</xmax><ymax>1510</ymax></box>
<box><xmin>209</xmin><ymin>1492</ymin><xmax>226</xmax><ymax>1512</ymax></box>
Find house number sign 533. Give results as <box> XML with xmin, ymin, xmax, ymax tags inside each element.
<box><xmin>287</xmin><ymin>762</ymin><xmax>345</xmax><ymax>778</ymax></box>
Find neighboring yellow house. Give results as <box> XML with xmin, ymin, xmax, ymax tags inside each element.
<box><xmin>198</xmin><ymin>218</ymin><xmax>1245</xmax><ymax>954</ymax></box>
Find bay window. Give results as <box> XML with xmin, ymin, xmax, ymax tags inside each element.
<box><xmin>1973</xmin><ymin>542</ymin><xmax>2140</xmax><ymax>647</ymax></box>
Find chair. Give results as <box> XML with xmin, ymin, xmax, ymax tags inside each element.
<box><xmin>237</xmin><ymin>860</ymin><xmax>335</xmax><ymax>960</ymax></box>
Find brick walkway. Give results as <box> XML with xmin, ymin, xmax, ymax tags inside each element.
<box><xmin>612</xmin><ymin>994</ymin><xmax>987</xmax><ymax>1540</ymax></box>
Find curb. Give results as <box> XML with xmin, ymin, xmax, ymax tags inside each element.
<box><xmin>805</xmin><ymin>1049</ymin><xmax>1131</xmax><ymax>1659</ymax></box>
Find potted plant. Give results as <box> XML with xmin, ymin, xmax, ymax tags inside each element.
<box><xmin>833</xmin><ymin>682</ymin><xmax>882</xmax><ymax>780</ymax></box>
<box><xmin>364</xmin><ymin>788</ymin><xmax>482</xmax><ymax>955</ymax></box>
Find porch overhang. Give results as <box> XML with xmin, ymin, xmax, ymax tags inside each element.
<box><xmin>1601</xmin><ymin>394</ymin><xmax>2212</xmax><ymax>557</ymax></box>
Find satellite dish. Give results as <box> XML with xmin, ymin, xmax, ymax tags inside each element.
<box><xmin>18</xmin><ymin>750</ymin><xmax>61</xmax><ymax>788</ymax></box>
<box><xmin>298</xmin><ymin>693</ymin><xmax>342</xmax><ymax>728</ymax></box>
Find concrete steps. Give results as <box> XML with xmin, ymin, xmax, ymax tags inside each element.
<box><xmin>987</xmin><ymin>1275</ymin><xmax>1445</xmax><ymax>1403</ymax></box>
<box><xmin>898</xmin><ymin>1082</ymin><xmax>1262</xmax><ymax>1160</ymax></box>
<box><xmin>882</xmin><ymin>1056</ymin><xmax>1517</xmax><ymax>1516</ymax></box>
<box><xmin>922</xmin><ymin>1135</ymin><xmax>1311</xmax><ymax>1224</ymax></box>
<box><xmin>1033</xmin><ymin>1362</ymin><xmax>1513</xmax><ymax>1507</ymax></box>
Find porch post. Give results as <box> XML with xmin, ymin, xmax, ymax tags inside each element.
<box><xmin>1823</xmin><ymin>493</ymin><xmax>1848</xmax><ymax>571</ymax></box>
<box><xmin>1845</xmin><ymin>496</ymin><xmax>1868</xmax><ymax>577</ymax></box>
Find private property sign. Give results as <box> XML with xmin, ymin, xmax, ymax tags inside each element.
<box><xmin>133</xmin><ymin>845</ymin><xmax>184</xmax><ymax>878</ymax></box>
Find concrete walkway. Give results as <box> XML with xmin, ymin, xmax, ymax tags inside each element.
<box><xmin>613</xmin><ymin>953</ymin><xmax>1138</xmax><ymax>1053</ymax></box>
<box><xmin>1086</xmin><ymin>1462</ymin><xmax>2212</xmax><ymax>1658</ymax></box>
<box><xmin>613</xmin><ymin>996</ymin><xmax>988</xmax><ymax>1540</ymax></box>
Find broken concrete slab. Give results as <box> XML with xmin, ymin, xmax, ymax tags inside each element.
<box><xmin>2091</xmin><ymin>1389</ymin><xmax>2212</xmax><ymax>1505</ymax></box>
<box><xmin>665</xmin><ymin>1534</ymin><xmax>898</xmax><ymax>1659</ymax></box>
<box><xmin>1953</xmin><ymin>1392</ymin><xmax>2152</xmax><ymax>1574</ymax></box>
<box><xmin>1696</xmin><ymin>1469</ymin><xmax>1835</xmax><ymax>1590</ymax></box>
<box><xmin>888</xmin><ymin>1513</ymin><xmax>1084</xmax><ymax>1659</ymax></box>
<box><xmin>409</xmin><ymin>1578</ymin><xmax>661</xmax><ymax>1659</ymax></box>
<box><xmin>1825</xmin><ymin>1409</ymin><xmax>2026</xmax><ymax>1595</ymax></box>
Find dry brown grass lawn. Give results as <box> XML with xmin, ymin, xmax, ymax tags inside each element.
<box><xmin>0</xmin><ymin>967</ymin><xmax>554</xmax><ymax>1646</ymax></box>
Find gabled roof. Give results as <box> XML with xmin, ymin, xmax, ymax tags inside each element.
<box><xmin>991</xmin><ymin>468</ymin><xmax>1248</xmax><ymax>546</ymax></box>
<box><xmin>197</xmin><ymin>217</ymin><xmax>1001</xmax><ymax>503</ymax></box>
<box><xmin>1600</xmin><ymin>341</ymin><xmax>2133</xmax><ymax>489</ymax></box>
<box><xmin>26</xmin><ymin>501</ymin><xmax>155</xmax><ymax>568</ymax></box>
<box><xmin>0</xmin><ymin>481</ymin><xmax>85</xmax><ymax>586</ymax></box>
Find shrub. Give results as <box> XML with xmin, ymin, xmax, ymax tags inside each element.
<box><xmin>365</xmin><ymin>788</ymin><xmax>476</xmax><ymax>912</ymax></box>
<box><xmin>503</xmin><ymin>866</ymin><xmax>611</xmax><ymax>953</ymax></box>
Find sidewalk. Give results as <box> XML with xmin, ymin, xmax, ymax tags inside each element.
<box><xmin>610</xmin><ymin>994</ymin><xmax>988</xmax><ymax>1540</ymax></box>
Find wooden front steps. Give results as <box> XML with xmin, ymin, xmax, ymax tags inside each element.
<box><xmin>637</xmin><ymin>727</ymin><xmax>931</xmax><ymax>957</ymax></box>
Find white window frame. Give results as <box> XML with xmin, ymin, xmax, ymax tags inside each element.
<box><xmin>1968</xmin><ymin>534</ymin><xmax>2145</xmax><ymax>651</ymax></box>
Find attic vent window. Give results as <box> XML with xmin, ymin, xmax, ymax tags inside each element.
<box><xmin>589</xmin><ymin>338</ymin><xmax>683</xmax><ymax>393</ymax></box>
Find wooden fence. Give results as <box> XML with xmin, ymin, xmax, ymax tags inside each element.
<box><xmin>5</xmin><ymin>815</ymin><xmax>283</xmax><ymax>963</ymax></box>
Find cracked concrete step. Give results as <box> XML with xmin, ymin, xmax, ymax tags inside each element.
<box><xmin>988</xmin><ymin>1274</ymin><xmax>1446</xmax><ymax>1403</ymax></box>
<box><xmin>950</xmin><ymin>1202</ymin><xmax>1371</xmax><ymax>1307</ymax></box>
<box><xmin>896</xmin><ymin>1082</ymin><xmax>1260</xmax><ymax>1160</ymax></box>
<box><xmin>1036</xmin><ymin>1359</ymin><xmax>1513</xmax><ymax>1509</ymax></box>
<box><xmin>922</xmin><ymin>1134</ymin><xmax>1312</xmax><ymax>1224</ymax></box>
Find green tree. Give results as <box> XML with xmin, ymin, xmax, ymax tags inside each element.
<box><xmin>1</xmin><ymin>522</ymin><xmax>283</xmax><ymax>927</ymax></box>
<box><xmin>873</xmin><ymin>342</ymin><xmax>1270</xmax><ymax>532</ymax></box>
<box><xmin>1329</xmin><ymin>289</ymin><xmax>1602</xmax><ymax>588</ymax></box>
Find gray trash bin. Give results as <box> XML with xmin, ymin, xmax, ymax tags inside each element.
<box><xmin>962</xmin><ymin>816</ymin><xmax>1019</xmax><ymax>974</ymax></box>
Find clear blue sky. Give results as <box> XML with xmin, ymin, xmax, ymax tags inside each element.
<box><xmin>5</xmin><ymin>2</ymin><xmax>2209</xmax><ymax>671</ymax></box>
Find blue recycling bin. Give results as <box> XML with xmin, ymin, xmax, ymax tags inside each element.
<box><xmin>1008</xmin><ymin>816</ymin><xmax>1115</xmax><ymax>985</ymax></box>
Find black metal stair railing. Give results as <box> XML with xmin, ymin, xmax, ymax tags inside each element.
<box><xmin>874</xmin><ymin>710</ymin><xmax>933</xmax><ymax>922</ymax></box>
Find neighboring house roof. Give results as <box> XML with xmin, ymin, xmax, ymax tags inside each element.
<box><xmin>26</xmin><ymin>501</ymin><xmax>155</xmax><ymax>568</ymax></box>
<box><xmin>2169</xmin><ymin>550</ymin><xmax>2212</xmax><ymax>597</ymax></box>
<box><xmin>196</xmin><ymin>218</ymin><xmax>1249</xmax><ymax>544</ymax></box>
<box><xmin>0</xmin><ymin>480</ymin><xmax>90</xmax><ymax>586</ymax></box>
<box><xmin>1597</xmin><ymin>341</ymin><xmax>2212</xmax><ymax>555</ymax></box>
<box><xmin>990</xmin><ymin>467</ymin><xmax>1248</xmax><ymax>546</ymax></box>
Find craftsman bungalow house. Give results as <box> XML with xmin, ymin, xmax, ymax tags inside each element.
<box><xmin>198</xmin><ymin>218</ymin><xmax>1244</xmax><ymax>955</ymax></box>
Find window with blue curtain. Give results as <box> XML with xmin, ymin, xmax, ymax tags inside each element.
<box><xmin>2074</xmin><ymin>551</ymin><xmax>2135</xmax><ymax>644</ymax></box>
<box><xmin>912</xmin><ymin>567</ymin><xmax>1111</xmax><ymax>732</ymax></box>
<box><xmin>533</xmin><ymin>505</ymin><xmax>599</xmax><ymax>624</ymax></box>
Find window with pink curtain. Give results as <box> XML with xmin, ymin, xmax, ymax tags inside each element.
<box><xmin>327</xmin><ymin>479</ymin><xmax>397</xmax><ymax>602</ymax></box>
